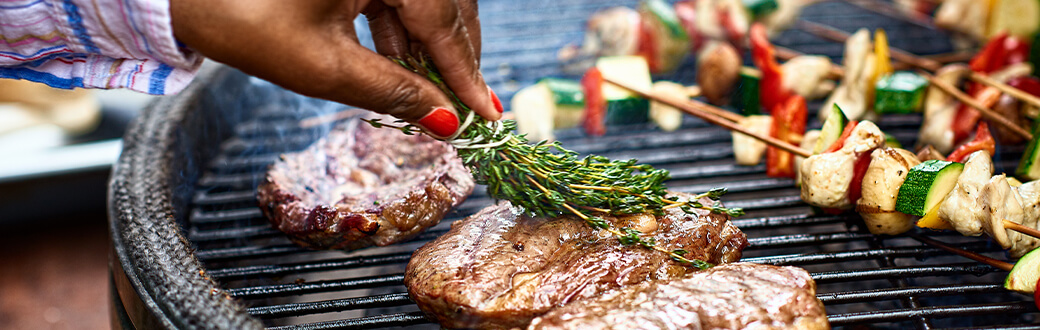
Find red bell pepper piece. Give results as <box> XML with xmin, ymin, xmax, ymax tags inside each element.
<box><xmin>1035</xmin><ymin>278</ymin><xmax>1040</xmax><ymax>310</ymax></box>
<box><xmin>750</xmin><ymin>23</ymin><xmax>792</xmax><ymax>114</ymax></box>
<box><xmin>766</xmin><ymin>95</ymin><xmax>807</xmax><ymax>178</ymax></box>
<box><xmin>1004</xmin><ymin>36</ymin><xmax>1031</xmax><ymax>66</ymax></box>
<box><xmin>674</xmin><ymin>1</ymin><xmax>706</xmax><ymax>51</ymax></box>
<box><xmin>635</xmin><ymin>17</ymin><xmax>660</xmax><ymax>73</ymax></box>
<box><xmin>947</xmin><ymin>122</ymin><xmax>996</xmax><ymax>163</ymax></box>
<box><xmin>951</xmin><ymin>86</ymin><xmax>1002</xmax><ymax>143</ymax></box>
<box><xmin>581</xmin><ymin>67</ymin><xmax>607</xmax><ymax>136</ymax></box>
<box><xmin>848</xmin><ymin>151</ymin><xmax>873</xmax><ymax>204</ymax></box>
<box><xmin>1008</xmin><ymin>76</ymin><xmax>1040</xmax><ymax>97</ymax></box>
<box><xmin>971</xmin><ymin>33</ymin><xmax>1010</xmax><ymax>74</ymax></box>
<box><xmin>823</xmin><ymin>121</ymin><xmax>859</xmax><ymax>154</ymax></box>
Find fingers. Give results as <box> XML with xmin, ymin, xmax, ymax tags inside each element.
<box><xmin>363</xmin><ymin>1</ymin><xmax>410</xmax><ymax>58</ymax></box>
<box><xmin>325</xmin><ymin>43</ymin><xmax>464</xmax><ymax>138</ymax></box>
<box><xmin>457</xmin><ymin>0</ymin><xmax>481</xmax><ymax>57</ymax></box>
<box><xmin>383</xmin><ymin>0</ymin><xmax>501</xmax><ymax>121</ymax></box>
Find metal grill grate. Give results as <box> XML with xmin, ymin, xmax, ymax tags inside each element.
<box><xmin>183</xmin><ymin>1</ymin><xmax>1040</xmax><ymax>329</ymax></box>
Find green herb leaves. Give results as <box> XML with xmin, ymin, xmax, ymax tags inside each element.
<box><xmin>375</xmin><ymin>56</ymin><xmax>743</xmax><ymax>269</ymax></box>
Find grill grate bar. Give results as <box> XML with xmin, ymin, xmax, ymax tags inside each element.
<box><xmin>827</xmin><ymin>301</ymin><xmax>1037</xmax><ymax>326</ymax></box>
<box><xmin>811</xmin><ymin>264</ymin><xmax>999</xmax><ymax>284</ymax></box>
<box><xmin>229</xmin><ymin>274</ymin><xmax>405</xmax><ymax>299</ymax></box>
<box><xmin>730</xmin><ymin>214</ymin><xmax>845</xmax><ymax>229</ymax></box>
<box><xmin>207</xmin><ymin>252</ymin><xmax>412</xmax><ymax>279</ymax></box>
<box><xmin>746</xmin><ymin>232</ymin><xmax>872</xmax><ymax>249</ymax></box>
<box><xmin>817</xmin><ymin>284</ymin><xmax>1006</xmax><ymax>305</ymax></box>
<box><xmin>266</xmin><ymin>312</ymin><xmax>429</xmax><ymax>330</ymax></box>
<box><xmin>248</xmin><ymin>293</ymin><xmax>413</xmax><ymax>319</ymax></box>
<box><xmin>743</xmin><ymin>243</ymin><xmax>998</xmax><ymax>266</ymax></box>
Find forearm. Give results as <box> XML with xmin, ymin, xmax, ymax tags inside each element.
<box><xmin>0</xmin><ymin>0</ymin><xmax>202</xmax><ymax>94</ymax></box>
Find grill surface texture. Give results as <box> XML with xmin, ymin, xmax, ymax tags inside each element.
<box><xmin>109</xmin><ymin>0</ymin><xmax>1040</xmax><ymax>329</ymax></box>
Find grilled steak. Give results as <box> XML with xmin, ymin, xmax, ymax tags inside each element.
<box><xmin>256</xmin><ymin>115</ymin><xmax>474</xmax><ymax>250</ymax></box>
<box><xmin>405</xmin><ymin>194</ymin><xmax>748</xmax><ymax>329</ymax></box>
<box><xmin>528</xmin><ymin>262</ymin><xmax>830</xmax><ymax>330</ymax></box>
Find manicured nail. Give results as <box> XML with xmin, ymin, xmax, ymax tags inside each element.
<box><xmin>489</xmin><ymin>87</ymin><xmax>503</xmax><ymax>113</ymax></box>
<box><xmin>418</xmin><ymin>107</ymin><xmax>459</xmax><ymax>137</ymax></box>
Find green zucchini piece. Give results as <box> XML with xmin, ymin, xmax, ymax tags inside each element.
<box><xmin>812</xmin><ymin>104</ymin><xmax>849</xmax><ymax>154</ymax></box>
<box><xmin>742</xmin><ymin>0</ymin><xmax>779</xmax><ymax>19</ymax></box>
<box><xmin>1016</xmin><ymin>121</ymin><xmax>1040</xmax><ymax>180</ymax></box>
<box><xmin>1006</xmin><ymin>247</ymin><xmax>1040</xmax><ymax>293</ymax></box>
<box><xmin>540</xmin><ymin>78</ymin><xmax>585</xmax><ymax>128</ymax></box>
<box><xmin>641</xmin><ymin>0</ymin><xmax>687</xmax><ymax>40</ymax></box>
<box><xmin>874</xmin><ymin>71</ymin><xmax>928</xmax><ymax>114</ymax></box>
<box><xmin>596</xmin><ymin>56</ymin><xmax>652</xmax><ymax>124</ymax></box>
<box><xmin>731</xmin><ymin>67</ymin><xmax>762</xmax><ymax>115</ymax></box>
<box><xmin>894</xmin><ymin>160</ymin><xmax>965</xmax><ymax>216</ymax></box>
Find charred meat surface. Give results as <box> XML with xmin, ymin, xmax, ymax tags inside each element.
<box><xmin>405</xmin><ymin>194</ymin><xmax>748</xmax><ymax>329</ymax></box>
<box><xmin>256</xmin><ymin>116</ymin><xmax>474</xmax><ymax>250</ymax></box>
<box><xmin>528</xmin><ymin>262</ymin><xmax>830</xmax><ymax>330</ymax></box>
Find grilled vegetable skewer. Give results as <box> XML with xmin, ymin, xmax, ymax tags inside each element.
<box><xmin>605</xmin><ymin>78</ymin><xmax>1040</xmax><ymax>253</ymax></box>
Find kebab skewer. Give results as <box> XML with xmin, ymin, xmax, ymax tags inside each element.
<box><xmin>603</xmin><ymin>76</ymin><xmax>1040</xmax><ymax>258</ymax></box>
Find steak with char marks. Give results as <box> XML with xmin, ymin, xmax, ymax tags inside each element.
<box><xmin>528</xmin><ymin>262</ymin><xmax>830</xmax><ymax>330</ymax></box>
<box><xmin>256</xmin><ymin>115</ymin><xmax>474</xmax><ymax>250</ymax></box>
<box><xmin>405</xmin><ymin>194</ymin><xmax>748</xmax><ymax>329</ymax></box>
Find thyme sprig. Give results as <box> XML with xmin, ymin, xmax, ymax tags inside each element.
<box><xmin>365</xmin><ymin>56</ymin><xmax>744</xmax><ymax>269</ymax></box>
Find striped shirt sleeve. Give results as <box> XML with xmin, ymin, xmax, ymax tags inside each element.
<box><xmin>0</xmin><ymin>0</ymin><xmax>202</xmax><ymax>94</ymax></box>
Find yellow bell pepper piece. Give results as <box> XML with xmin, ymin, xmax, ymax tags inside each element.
<box><xmin>868</xmin><ymin>29</ymin><xmax>893</xmax><ymax>108</ymax></box>
<box><xmin>916</xmin><ymin>203</ymin><xmax>953</xmax><ymax>230</ymax></box>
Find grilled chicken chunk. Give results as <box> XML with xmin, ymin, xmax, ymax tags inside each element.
<box><xmin>800</xmin><ymin>121</ymin><xmax>885</xmax><ymax>209</ymax></box>
<box><xmin>981</xmin><ymin>174</ymin><xmax>1024</xmax><ymax>252</ymax></box>
<box><xmin>256</xmin><ymin>116</ymin><xmax>474</xmax><ymax>250</ymax></box>
<box><xmin>1014</xmin><ymin>181</ymin><xmax>1040</xmax><ymax>257</ymax></box>
<box><xmin>857</xmin><ymin>148</ymin><xmax>921</xmax><ymax>235</ymax></box>
<box><xmin>938</xmin><ymin>151</ymin><xmax>993</xmax><ymax>236</ymax></box>
<box><xmin>405</xmin><ymin>194</ymin><xmax>748</xmax><ymax>330</ymax></box>
<box><xmin>819</xmin><ymin>29</ymin><xmax>875</xmax><ymax>122</ymax></box>
<box><xmin>528</xmin><ymin>263</ymin><xmax>829</xmax><ymax>330</ymax></box>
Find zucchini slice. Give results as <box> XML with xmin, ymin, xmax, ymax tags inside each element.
<box><xmin>895</xmin><ymin>160</ymin><xmax>965</xmax><ymax>216</ymax></box>
<box><xmin>596</xmin><ymin>56</ymin><xmax>652</xmax><ymax>125</ymax></box>
<box><xmin>541</xmin><ymin>78</ymin><xmax>585</xmax><ymax>129</ymax></box>
<box><xmin>812</xmin><ymin>104</ymin><xmax>849</xmax><ymax>154</ymax></box>
<box><xmin>1006</xmin><ymin>247</ymin><xmax>1040</xmax><ymax>293</ymax></box>
<box><xmin>1016</xmin><ymin>122</ymin><xmax>1040</xmax><ymax>180</ymax></box>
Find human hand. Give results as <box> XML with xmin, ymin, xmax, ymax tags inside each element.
<box><xmin>170</xmin><ymin>0</ymin><xmax>502</xmax><ymax>138</ymax></box>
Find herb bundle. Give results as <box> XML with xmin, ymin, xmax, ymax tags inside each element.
<box><xmin>365</xmin><ymin>56</ymin><xmax>743</xmax><ymax>269</ymax></box>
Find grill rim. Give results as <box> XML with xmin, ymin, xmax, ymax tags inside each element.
<box><xmin>108</xmin><ymin>64</ymin><xmax>264</xmax><ymax>330</ymax></box>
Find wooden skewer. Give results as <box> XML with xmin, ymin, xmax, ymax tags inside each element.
<box><xmin>918</xmin><ymin>70</ymin><xmax>1034</xmax><ymax>140</ymax></box>
<box><xmin>795</xmin><ymin>20</ymin><xmax>1036</xmax><ymax>139</ymax></box>
<box><xmin>602</xmin><ymin>77</ymin><xmax>812</xmax><ymax>158</ymax></box>
<box><xmin>910</xmin><ymin>234</ymin><xmax>1014</xmax><ymax>271</ymax></box>
<box><xmin>774</xmin><ymin>46</ymin><xmax>974</xmax><ymax>80</ymax></box>
<box><xmin>797</xmin><ymin>20</ymin><xmax>1040</xmax><ymax>111</ymax></box>
<box><xmin>1005</xmin><ymin>220</ymin><xmax>1040</xmax><ymax>242</ymax></box>
<box><xmin>606</xmin><ymin>77</ymin><xmax>1040</xmax><ymax>241</ymax></box>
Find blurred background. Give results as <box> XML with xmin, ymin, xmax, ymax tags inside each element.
<box><xmin>0</xmin><ymin>83</ymin><xmax>153</xmax><ymax>329</ymax></box>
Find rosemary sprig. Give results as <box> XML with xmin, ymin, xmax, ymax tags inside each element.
<box><xmin>365</xmin><ymin>56</ymin><xmax>744</xmax><ymax>269</ymax></box>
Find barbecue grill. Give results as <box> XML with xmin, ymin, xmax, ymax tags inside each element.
<box><xmin>109</xmin><ymin>1</ymin><xmax>1040</xmax><ymax>329</ymax></box>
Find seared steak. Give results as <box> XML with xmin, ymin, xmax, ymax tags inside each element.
<box><xmin>528</xmin><ymin>262</ymin><xmax>830</xmax><ymax>330</ymax></box>
<box><xmin>405</xmin><ymin>194</ymin><xmax>748</xmax><ymax>329</ymax></box>
<box><xmin>256</xmin><ymin>115</ymin><xmax>474</xmax><ymax>250</ymax></box>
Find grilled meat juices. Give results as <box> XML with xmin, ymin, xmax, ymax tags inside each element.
<box><xmin>405</xmin><ymin>193</ymin><xmax>747</xmax><ymax>329</ymax></box>
<box><xmin>256</xmin><ymin>116</ymin><xmax>474</xmax><ymax>250</ymax></box>
<box><xmin>528</xmin><ymin>263</ymin><xmax>829</xmax><ymax>330</ymax></box>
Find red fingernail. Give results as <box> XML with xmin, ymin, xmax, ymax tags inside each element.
<box><xmin>418</xmin><ymin>108</ymin><xmax>459</xmax><ymax>137</ymax></box>
<box><xmin>489</xmin><ymin>87</ymin><xmax>503</xmax><ymax>113</ymax></box>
